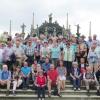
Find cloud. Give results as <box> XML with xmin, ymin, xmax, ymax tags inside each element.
<box><xmin>0</xmin><ymin>0</ymin><xmax>100</xmax><ymax>38</ymax></box>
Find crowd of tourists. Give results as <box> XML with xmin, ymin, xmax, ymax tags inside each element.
<box><xmin>0</xmin><ymin>33</ymin><xmax>100</xmax><ymax>100</ymax></box>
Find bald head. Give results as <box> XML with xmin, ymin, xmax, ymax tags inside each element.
<box><xmin>3</xmin><ymin>64</ymin><xmax>8</xmax><ymax>71</ymax></box>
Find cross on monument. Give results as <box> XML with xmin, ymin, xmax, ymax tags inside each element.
<box><xmin>77</xmin><ymin>24</ymin><xmax>80</xmax><ymax>34</ymax></box>
<box><xmin>21</xmin><ymin>23</ymin><xmax>26</xmax><ymax>33</ymax></box>
<box><xmin>75</xmin><ymin>24</ymin><xmax>80</xmax><ymax>38</ymax></box>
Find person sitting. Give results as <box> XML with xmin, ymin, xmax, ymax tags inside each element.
<box><xmin>79</xmin><ymin>58</ymin><xmax>86</xmax><ymax>74</ymax></box>
<box><xmin>21</xmin><ymin>62</ymin><xmax>31</xmax><ymax>89</ymax></box>
<box><xmin>35</xmin><ymin>70</ymin><xmax>46</xmax><ymax>100</ymax></box>
<box><xmin>47</xmin><ymin>64</ymin><xmax>61</xmax><ymax>97</ymax></box>
<box><xmin>0</xmin><ymin>64</ymin><xmax>11</xmax><ymax>96</ymax></box>
<box><xmin>70</xmin><ymin>62</ymin><xmax>81</xmax><ymax>91</ymax></box>
<box><xmin>96</xmin><ymin>65</ymin><xmax>100</xmax><ymax>83</ymax></box>
<box><xmin>12</xmin><ymin>66</ymin><xmax>22</xmax><ymax>96</ymax></box>
<box><xmin>83</xmin><ymin>67</ymin><xmax>100</xmax><ymax>96</ymax></box>
<box><xmin>42</xmin><ymin>57</ymin><xmax>51</xmax><ymax>77</ymax></box>
<box><xmin>57</xmin><ymin>60</ymin><xmax>67</xmax><ymax>90</ymax></box>
<box><xmin>31</xmin><ymin>59</ymin><xmax>38</xmax><ymax>81</ymax></box>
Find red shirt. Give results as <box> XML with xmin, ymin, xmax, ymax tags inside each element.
<box><xmin>36</xmin><ymin>76</ymin><xmax>46</xmax><ymax>86</ymax></box>
<box><xmin>47</xmin><ymin>69</ymin><xmax>58</xmax><ymax>82</ymax></box>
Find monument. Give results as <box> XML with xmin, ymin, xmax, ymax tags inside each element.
<box><xmin>38</xmin><ymin>14</ymin><xmax>63</xmax><ymax>36</ymax></box>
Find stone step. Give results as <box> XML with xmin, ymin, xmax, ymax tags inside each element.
<box><xmin>27</xmin><ymin>84</ymin><xmax>88</xmax><ymax>90</ymax></box>
<box><xmin>0</xmin><ymin>89</ymin><xmax>98</xmax><ymax>95</ymax></box>
<box><xmin>0</xmin><ymin>94</ymin><xmax>100</xmax><ymax>100</ymax></box>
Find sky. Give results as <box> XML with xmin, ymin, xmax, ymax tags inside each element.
<box><xmin>0</xmin><ymin>0</ymin><xmax>100</xmax><ymax>39</ymax></box>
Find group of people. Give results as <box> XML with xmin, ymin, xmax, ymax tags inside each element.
<box><xmin>0</xmin><ymin>33</ymin><xmax>100</xmax><ymax>100</ymax></box>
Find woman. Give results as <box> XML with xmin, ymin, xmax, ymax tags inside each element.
<box><xmin>88</xmin><ymin>44</ymin><xmax>98</xmax><ymax>72</ymax></box>
<box><xmin>40</xmin><ymin>40</ymin><xmax>50</xmax><ymax>59</ymax></box>
<box><xmin>50</xmin><ymin>40</ymin><xmax>60</xmax><ymax>67</ymax></box>
<box><xmin>12</xmin><ymin>66</ymin><xmax>22</xmax><ymax>95</ymax></box>
<box><xmin>35</xmin><ymin>70</ymin><xmax>46</xmax><ymax>100</ymax></box>
<box><xmin>31</xmin><ymin>60</ymin><xmax>39</xmax><ymax>81</ymax></box>
<box><xmin>57</xmin><ymin>60</ymin><xmax>67</xmax><ymax>90</ymax></box>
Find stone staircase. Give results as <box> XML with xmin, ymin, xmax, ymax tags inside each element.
<box><xmin>0</xmin><ymin>80</ymin><xmax>100</xmax><ymax>100</ymax></box>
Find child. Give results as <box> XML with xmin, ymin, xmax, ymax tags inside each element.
<box><xmin>31</xmin><ymin>59</ymin><xmax>38</xmax><ymax>81</ymax></box>
<box><xmin>35</xmin><ymin>70</ymin><xmax>46</xmax><ymax>100</ymax></box>
<box><xmin>79</xmin><ymin>58</ymin><xmax>86</xmax><ymax>74</ymax></box>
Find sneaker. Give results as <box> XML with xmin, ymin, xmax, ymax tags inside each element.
<box><xmin>12</xmin><ymin>91</ymin><xmax>16</xmax><ymax>96</ymax></box>
<box><xmin>42</xmin><ymin>98</ymin><xmax>45</xmax><ymax>100</ymax></box>
<box><xmin>87</xmin><ymin>90</ymin><xmax>90</xmax><ymax>96</ymax></box>
<box><xmin>96</xmin><ymin>90</ymin><xmax>100</xmax><ymax>96</ymax></box>
<box><xmin>6</xmin><ymin>90</ymin><xmax>9</xmax><ymax>96</ymax></box>
<box><xmin>48</xmin><ymin>93</ymin><xmax>51</xmax><ymax>98</ymax></box>
<box><xmin>57</xmin><ymin>93</ymin><xmax>62</xmax><ymax>97</ymax></box>
<box><xmin>38</xmin><ymin>98</ymin><xmax>41</xmax><ymax>100</ymax></box>
<box><xmin>74</xmin><ymin>88</ymin><xmax>76</xmax><ymax>91</ymax></box>
<box><xmin>78</xmin><ymin>88</ymin><xmax>80</xmax><ymax>91</ymax></box>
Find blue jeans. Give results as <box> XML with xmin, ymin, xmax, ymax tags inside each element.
<box><xmin>37</xmin><ymin>87</ymin><xmax>45</xmax><ymax>98</ymax></box>
<box><xmin>22</xmin><ymin>77</ymin><xmax>29</xmax><ymax>88</ymax></box>
<box><xmin>73</xmin><ymin>78</ymin><xmax>81</xmax><ymax>88</ymax></box>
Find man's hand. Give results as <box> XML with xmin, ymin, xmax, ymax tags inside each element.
<box><xmin>73</xmin><ymin>77</ymin><xmax>76</xmax><ymax>80</ymax></box>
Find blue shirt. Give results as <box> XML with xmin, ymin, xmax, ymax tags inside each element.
<box><xmin>51</xmin><ymin>47</ymin><xmax>60</xmax><ymax>59</ymax></box>
<box><xmin>0</xmin><ymin>70</ymin><xmax>11</xmax><ymax>80</ymax></box>
<box><xmin>42</xmin><ymin>63</ymin><xmax>50</xmax><ymax>72</ymax></box>
<box><xmin>21</xmin><ymin>66</ymin><xmax>31</xmax><ymax>76</ymax></box>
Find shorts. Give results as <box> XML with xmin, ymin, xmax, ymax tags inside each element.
<box><xmin>59</xmin><ymin>76</ymin><xmax>66</xmax><ymax>81</ymax></box>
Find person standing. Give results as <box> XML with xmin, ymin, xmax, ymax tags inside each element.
<box><xmin>35</xmin><ymin>70</ymin><xmax>46</xmax><ymax>100</ymax></box>
<box><xmin>25</xmin><ymin>38</ymin><xmax>35</xmax><ymax>66</ymax></box>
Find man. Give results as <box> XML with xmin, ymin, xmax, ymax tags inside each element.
<box><xmin>3</xmin><ymin>38</ymin><xmax>14</xmax><ymax>71</ymax></box>
<box><xmin>87</xmin><ymin>36</ymin><xmax>92</xmax><ymax>48</ymax></box>
<box><xmin>0</xmin><ymin>64</ymin><xmax>11</xmax><ymax>96</ymax></box>
<box><xmin>21</xmin><ymin>62</ymin><xmax>31</xmax><ymax>89</ymax></box>
<box><xmin>63</xmin><ymin>41</ymin><xmax>75</xmax><ymax>76</ymax></box>
<box><xmin>95</xmin><ymin>43</ymin><xmax>100</xmax><ymax>65</ymax></box>
<box><xmin>47</xmin><ymin>64</ymin><xmax>61</xmax><ymax>97</ymax></box>
<box><xmin>0</xmin><ymin>43</ymin><xmax>4</xmax><ymax>69</ymax></box>
<box><xmin>92</xmin><ymin>34</ymin><xmax>100</xmax><ymax>46</ymax></box>
<box><xmin>25</xmin><ymin>38</ymin><xmax>35</xmax><ymax>66</ymax></box>
<box><xmin>96</xmin><ymin>65</ymin><xmax>100</xmax><ymax>83</ymax></box>
<box><xmin>42</xmin><ymin>57</ymin><xmax>51</xmax><ymax>74</ymax></box>
<box><xmin>83</xmin><ymin>67</ymin><xmax>100</xmax><ymax>96</ymax></box>
<box><xmin>13</xmin><ymin>38</ymin><xmax>26</xmax><ymax>66</ymax></box>
<box><xmin>70</xmin><ymin>62</ymin><xmax>81</xmax><ymax>91</ymax></box>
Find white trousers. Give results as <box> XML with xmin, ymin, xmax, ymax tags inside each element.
<box><xmin>13</xmin><ymin>79</ymin><xmax>22</xmax><ymax>91</ymax></box>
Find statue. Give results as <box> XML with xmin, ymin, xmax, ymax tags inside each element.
<box><xmin>21</xmin><ymin>23</ymin><xmax>26</xmax><ymax>33</ymax></box>
<box><xmin>77</xmin><ymin>24</ymin><xmax>80</xmax><ymax>34</ymax></box>
<box><xmin>45</xmin><ymin>27</ymin><xmax>48</xmax><ymax>35</ymax></box>
<box><xmin>21</xmin><ymin>23</ymin><xmax>26</xmax><ymax>39</ymax></box>
<box><xmin>49</xmin><ymin>13</ymin><xmax>52</xmax><ymax>23</ymax></box>
<box><xmin>53</xmin><ymin>27</ymin><xmax>56</xmax><ymax>36</ymax></box>
<box><xmin>76</xmin><ymin>24</ymin><xmax>80</xmax><ymax>38</ymax></box>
